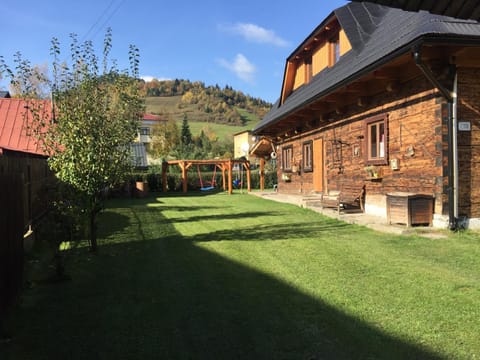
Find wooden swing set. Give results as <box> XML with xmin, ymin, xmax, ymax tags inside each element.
<box><xmin>161</xmin><ymin>159</ymin><xmax>251</xmax><ymax>194</ymax></box>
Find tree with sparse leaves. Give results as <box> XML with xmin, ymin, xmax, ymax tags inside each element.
<box><xmin>0</xmin><ymin>28</ymin><xmax>145</xmax><ymax>251</ymax></box>
<box><xmin>148</xmin><ymin>116</ymin><xmax>180</xmax><ymax>160</ymax></box>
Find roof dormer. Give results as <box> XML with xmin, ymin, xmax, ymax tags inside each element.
<box><xmin>280</xmin><ymin>17</ymin><xmax>351</xmax><ymax>104</ymax></box>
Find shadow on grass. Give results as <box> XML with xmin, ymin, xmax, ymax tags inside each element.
<box><xmin>97</xmin><ymin>211</ymin><xmax>132</xmax><ymax>239</ymax></box>
<box><xmin>1</xmin><ymin>198</ymin><xmax>444</xmax><ymax>360</ymax></box>
<box><xmin>187</xmin><ymin>221</ymin><xmax>351</xmax><ymax>242</ymax></box>
<box><xmin>108</xmin><ymin>195</ymin><xmax>225</xmax><ymax>213</ymax></box>
<box><xmin>156</xmin><ymin>189</ymin><xmax>227</xmax><ymax>197</ymax></box>
<box><xmin>106</xmin><ymin>196</ymin><xmax>164</xmax><ymax>208</ymax></box>
<box><xmin>166</xmin><ymin>211</ymin><xmax>281</xmax><ymax>224</ymax></box>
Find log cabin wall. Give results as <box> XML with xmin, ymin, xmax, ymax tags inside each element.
<box><xmin>457</xmin><ymin>67</ymin><xmax>480</xmax><ymax>219</ymax></box>
<box><xmin>277</xmin><ymin>75</ymin><xmax>446</xmax><ymax>218</ymax></box>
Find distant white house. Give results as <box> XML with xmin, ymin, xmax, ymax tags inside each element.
<box><xmin>233</xmin><ymin>130</ymin><xmax>255</xmax><ymax>162</ymax></box>
<box><xmin>135</xmin><ymin>113</ymin><xmax>167</xmax><ymax>166</ymax></box>
<box><xmin>137</xmin><ymin>113</ymin><xmax>166</xmax><ymax>145</ymax></box>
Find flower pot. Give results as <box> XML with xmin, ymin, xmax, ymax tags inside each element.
<box><xmin>136</xmin><ymin>181</ymin><xmax>148</xmax><ymax>197</ymax></box>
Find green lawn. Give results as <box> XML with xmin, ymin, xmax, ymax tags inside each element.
<box><xmin>2</xmin><ymin>193</ymin><xmax>480</xmax><ymax>359</ymax></box>
<box><xmin>188</xmin><ymin>121</ymin><xmax>251</xmax><ymax>141</ymax></box>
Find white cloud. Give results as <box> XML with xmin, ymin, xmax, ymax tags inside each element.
<box><xmin>140</xmin><ymin>75</ymin><xmax>171</xmax><ymax>82</ymax></box>
<box><xmin>217</xmin><ymin>54</ymin><xmax>256</xmax><ymax>83</ymax></box>
<box><xmin>220</xmin><ymin>23</ymin><xmax>289</xmax><ymax>47</ymax></box>
<box><xmin>141</xmin><ymin>75</ymin><xmax>154</xmax><ymax>82</ymax></box>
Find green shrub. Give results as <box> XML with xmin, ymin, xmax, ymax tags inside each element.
<box><xmin>146</xmin><ymin>173</ymin><xmax>161</xmax><ymax>192</ymax></box>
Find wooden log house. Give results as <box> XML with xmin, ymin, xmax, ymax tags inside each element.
<box><xmin>252</xmin><ymin>2</ymin><xmax>480</xmax><ymax>229</ymax></box>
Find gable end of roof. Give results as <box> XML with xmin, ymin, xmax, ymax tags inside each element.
<box><xmin>254</xmin><ymin>2</ymin><xmax>480</xmax><ymax>134</ymax></box>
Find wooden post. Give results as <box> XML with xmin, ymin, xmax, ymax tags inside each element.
<box><xmin>162</xmin><ymin>161</ymin><xmax>168</xmax><ymax>192</ymax></box>
<box><xmin>221</xmin><ymin>163</ymin><xmax>227</xmax><ymax>191</ymax></box>
<box><xmin>245</xmin><ymin>161</ymin><xmax>251</xmax><ymax>192</ymax></box>
<box><xmin>259</xmin><ymin>157</ymin><xmax>265</xmax><ymax>191</ymax></box>
<box><xmin>228</xmin><ymin>160</ymin><xmax>233</xmax><ymax>194</ymax></box>
<box><xmin>180</xmin><ymin>161</ymin><xmax>188</xmax><ymax>193</ymax></box>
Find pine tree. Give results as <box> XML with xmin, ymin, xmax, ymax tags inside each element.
<box><xmin>181</xmin><ymin>113</ymin><xmax>192</xmax><ymax>145</ymax></box>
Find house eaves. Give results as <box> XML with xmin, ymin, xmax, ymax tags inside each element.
<box><xmin>254</xmin><ymin>2</ymin><xmax>480</xmax><ymax>135</ymax></box>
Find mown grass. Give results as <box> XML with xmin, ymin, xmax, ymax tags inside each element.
<box><xmin>188</xmin><ymin>121</ymin><xmax>251</xmax><ymax>141</ymax></box>
<box><xmin>145</xmin><ymin>96</ymin><xmax>258</xmax><ymax>139</ymax></box>
<box><xmin>2</xmin><ymin>192</ymin><xmax>480</xmax><ymax>359</ymax></box>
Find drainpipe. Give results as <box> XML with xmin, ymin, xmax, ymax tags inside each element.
<box><xmin>452</xmin><ymin>73</ymin><xmax>459</xmax><ymax>223</ymax></box>
<box><xmin>413</xmin><ymin>45</ymin><xmax>458</xmax><ymax>230</ymax></box>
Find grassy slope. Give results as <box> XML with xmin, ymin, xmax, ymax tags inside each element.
<box><xmin>145</xmin><ymin>96</ymin><xmax>258</xmax><ymax>140</ymax></box>
<box><xmin>2</xmin><ymin>193</ymin><xmax>480</xmax><ymax>359</ymax></box>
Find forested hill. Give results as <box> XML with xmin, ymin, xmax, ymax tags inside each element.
<box><xmin>141</xmin><ymin>79</ymin><xmax>272</xmax><ymax>126</ymax></box>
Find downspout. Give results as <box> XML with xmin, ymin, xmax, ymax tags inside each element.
<box><xmin>453</xmin><ymin>73</ymin><xmax>459</xmax><ymax>223</ymax></box>
<box><xmin>413</xmin><ymin>45</ymin><xmax>458</xmax><ymax>230</ymax></box>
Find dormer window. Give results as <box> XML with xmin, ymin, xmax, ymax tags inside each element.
<box><xmin>280</xmin><ymin>18</ymin><xmax>352</xmax><ymax>104</ymax></box>
<box><xmin>330</xmin><ymin>36</ymin><xmax>340</xmax><ymax>66</ymax></box>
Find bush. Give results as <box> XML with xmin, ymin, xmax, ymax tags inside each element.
<box><xmin>167</xmin><ymin>173</ymin><xmax>182</xmax><ymax>191</ymax></box>
<box><xmin>35</xmin><ymin>182</ymin><xmax>86</xmax><ymax>278</ymax></box>
<box><xmin>249</xmin><ymin>169</ymin><xmax>278</xmax><ymax>190</ymax></box>
<box><xmin>146</xmin><ymin>173</ymin><xmax>161</xmax><ymax>192</ymax></box>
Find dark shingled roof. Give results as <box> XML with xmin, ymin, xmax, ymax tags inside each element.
<box><xmin>130</xmin><ymin>142</ymin><xmax>148</xmax><ymax>169</ymax></box>
<box><xmin>254</xmin><ymin>2</ymin><xmax>480</xmax><ymax>134</ymax></box>
<box><xmin>352</xmin><ymin>0</ymin><xmax>480</xmax><ymax>22</ymax></box>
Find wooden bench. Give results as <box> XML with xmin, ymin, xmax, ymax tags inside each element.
<box><xmin>321</xmin><ymin>183</ymin><xmax>365</xmax><ymax>214</ymax></box>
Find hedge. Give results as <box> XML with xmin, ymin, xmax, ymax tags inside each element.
<box><xmin>128</xmin><ymin>169</ymin><xmax>278</xmax><ymax>192</ymax></box>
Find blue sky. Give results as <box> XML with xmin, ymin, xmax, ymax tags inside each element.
<box><xmin>1</xmin><ymin>0</ymin><xmax>347</xmax><ymax>103</ymax></box>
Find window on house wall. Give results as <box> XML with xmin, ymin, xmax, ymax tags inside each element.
<box><xmin>305</xmin><ymin>56</ymin><xmax>312</xmax><ymax>84</ymax></box>
<box><xmin>302</xmin><ymin>141</ymin><xmax>313</xmax><ymax>172</ymax></box>
<box><xmin>282</xmin><ymin>146</ymin><xmax>293</xmax><ymax>171</ymax></box>
<box><xmin>140</xmin><ymin>127</ymin><xmax>150</xmax><ymax>135</ymax></box>
<box><xmin>365</xmin><ymin>114</ymin><xmax>388</xmax><ymax>165</ymax></box>
<box><xmin>329</xmin><ymin>36</ymin><xmax>340</xmax><ymax>67</ymax></box>
<box><xmin>334</xmin><ymin>40</ymin><xmax>341</xmax><ymax>63</ymax></box>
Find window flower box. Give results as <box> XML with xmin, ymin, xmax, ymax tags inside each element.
<box><xmin>364</xmin><ymin>165</ymin><xmax>380</xmax><ymax>178</ymax></box>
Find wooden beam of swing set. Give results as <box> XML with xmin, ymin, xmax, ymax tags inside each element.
<box><xmin>161</xmin><ymin>159</ymin><xmax>251</xmax><ymax>194</ymax></box>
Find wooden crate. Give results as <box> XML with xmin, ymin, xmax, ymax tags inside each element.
<box><xmin>387</xmin><ymin>193</ymin><xmax>434</xmax><ymax>226</ymax></box>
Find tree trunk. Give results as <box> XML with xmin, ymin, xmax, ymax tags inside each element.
<box><xmin>89</xmin><ymin>209</ymin><xmax>97</xmax><ymax>251</ymax></box>
<box><xmin>88</xmin><ymin>195</ymin><xmax>99</xmax><ymax>252</ymax></box>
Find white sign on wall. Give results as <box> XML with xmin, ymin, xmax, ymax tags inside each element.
<box><xmin>458</xmin><ymin>121</ymin><xmax>471</xmax><ymax>131</ymax></box>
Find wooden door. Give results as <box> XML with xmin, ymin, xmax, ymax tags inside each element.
<box><xmin>313</xmin><ymin>138</ymin><xmax>324</xmax><ymax>192</ymax></box>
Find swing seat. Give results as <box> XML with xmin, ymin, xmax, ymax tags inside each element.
<box><xmin>233</xmin><ymin>179</ymin><xmax>242</xmax><ymax>188</ymax></box>
<box><xmin>197</xmin><ymin>165</ymin><xmax>217</xmax><ymax>192</ymax></box>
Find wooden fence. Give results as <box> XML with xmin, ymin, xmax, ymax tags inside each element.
<box><xmin>0</xmin><ymin>173</ymin><xmax>25</xmax><ymax>322</ymax></box>
<box><xmin>0</xmin><ymin>154</ymin><xmax>54</xmax><ymax>323</ymax></box>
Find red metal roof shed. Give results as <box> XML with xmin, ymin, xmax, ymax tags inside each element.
<box><xmin>142</xmin><ymin>113</ymin><xmax>165</xmax><ymax>122</ymax></box>
<box><xmin>0</xmin><ymin>98</ymin><xmax>51</xmax><ymax>156</ymax></box>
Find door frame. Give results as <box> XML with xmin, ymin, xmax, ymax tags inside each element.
<box><xmin>313</xmin><ymin>138</ymin><xmax>324</xmax><ymax>192</ymax></box>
